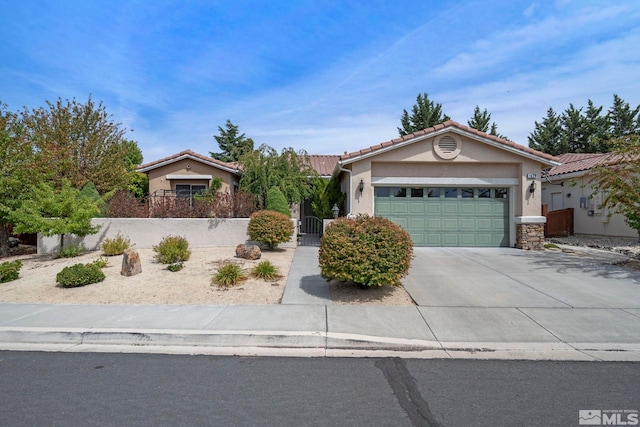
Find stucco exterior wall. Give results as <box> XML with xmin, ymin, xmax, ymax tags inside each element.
<box><xmin>542</xmin><ymin>175</ymin><xmax>637</xmax><ymax>238</ymax></box>
<box><xmin>343</xmin><ymin>133</ymin><xmax>548</xmax><ymax>219</ymax></box>
<box><xmin>38</xmin><ymin>218</ymin><xmax>296</xmax><ymax>254</ymax></box>
<box><xmin>147</xmin><ymin>159</ymin><xmax>237</xmax><ymax>195</ymax></box>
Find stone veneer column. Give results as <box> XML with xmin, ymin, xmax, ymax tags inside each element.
<box><xmin>514</xmin><ymin>216</ymin><xmax>546</xmax><ymax>251</ymax></box>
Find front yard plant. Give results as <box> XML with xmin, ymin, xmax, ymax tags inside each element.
<box><xmin>153</xmin><ymin>235</ymin><xmax>191</xmax><ymax>266</ymax></box>
<box><xmin>212</xmin><ymin>262</ymin><xmax>247</xmax><ymax>287</ymax></box>
<box><xmin>102</xmin><ymin>233</ymin><xmax>131</xmax><ymax>256</ymax></box>
<box><xmin>319</xmin><ymin>215</ymin><xmax>413</xmax><ymax>287</ymax></box>
<box><xmin>252</xmin><ymin>260</ymin><xmax>280</xmax><ymax>281</ymax></box>
<box><xmin>0</xmin><ymin>260</ymin><xmax>23</xmax><ymax>283</ymax></box>
<box><xmin>247</xmin><ymin>210</ymin><xmax>293</xmax><ymax>250</ymax></box>
<box><xmin>56</xmin><ymin>263</ymin><xmax>106</xmax><ymax>288</ymax></box>
<box><xmin>59</xmin><ymin>244</ymin><xmax>84</xmax><ymax>258</ymax></box>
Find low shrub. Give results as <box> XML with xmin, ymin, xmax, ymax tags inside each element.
<box><xmin>167</xmin><ymin>262</ymin><xmax>184</xmax><ymax>272</ymax></box>
<box><xmin>247</xmin><ymin>210</ymin><xmax>294</xmax><ymax>250</ymax></box>
<box><xmin>90</xmin><ymin>256</ymin><xmax>109</xmax><ymax>269</ymax></box>
<box><xmin>56</xmin><ymin>263</ymin><xmax>106</xmax><ymax>288</ymax></box>
<box><xmin>265</xmin><ymin>187</ymin><xmax>291</xmax><ymax>217</ymax></box>
<box><xmin>212</xmin><ymin>262</ymin><xmax>247</xmax><ymax>287</ymax></box>
<box><xmin>252</xmin><ymin>260</ymin><xmax>280</xmax><ymax>281</ymax></box>
<box><xmin>102</xmin><ymin>234</ymin><xmax>131</xmax><ymax>256</ymax></box>
<box><xmin>59</xmin><ymin>244</ymin><xmax>83</xmax><ymax>258</ymax></box>
<box><xmin>153</xmin><ymin>235</ymin><xmax>191</xmax><ymax>264</ymax></box>
<box><xmin>0</xmin><ymin>260</ymin><xmax>23</xmax><ymax>283</ymax></box>
<box><xmin>319</xmin><ymin>215</ymin><xmax>413</xmax><ymax>287</ymax></box>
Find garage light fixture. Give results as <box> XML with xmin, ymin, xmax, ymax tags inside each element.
<box><xmin>358</xmin><ymin>179</ymin><xmax>364</xmax><ymax>193</ymax></box>
<box><xmin>529</xmin><ymin>181</ymin><xmax>536</xmax><ymax>193</ymax></box>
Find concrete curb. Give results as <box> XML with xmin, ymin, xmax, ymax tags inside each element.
<box><xmin>2</xmin><ymin>327</ymin><xmax>640</xmax><ymax>361</ymax></box>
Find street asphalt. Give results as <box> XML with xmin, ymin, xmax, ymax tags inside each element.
<box><xmin>1</xmin><ymin>245</ymin><xmax>639</xmax><ymax>360</ymax></box>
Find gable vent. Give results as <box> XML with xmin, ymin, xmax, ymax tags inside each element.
<box><xmin>433</xmin><ymin>134</ymin><xmax>462</xmax><ymax>160</ymax></box>
<box><xmin>438</xmin><ymin>136</ymin><xmax>457</xmax><ymax>153</ymax></box>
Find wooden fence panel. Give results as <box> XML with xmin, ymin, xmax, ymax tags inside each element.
<box><xmin>544</xmin><ymin>207</ymin><xmax>574</xmax><ymax>237</ymax></box>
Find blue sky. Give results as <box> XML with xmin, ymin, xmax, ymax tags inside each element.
<box><xmin>1</xmin><ymin>0</ymin><xmax>639</xmax><ymax>162</ymax></box>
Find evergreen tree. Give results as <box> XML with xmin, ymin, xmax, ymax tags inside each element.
<box><xmin>559</xmin><ymin>104</ymin><xmax>587</xmax><ymax>153</ymax></box>
<box><xmin>607</xmin><ymin>94</ymin><xmax>640</xmax><ymax>138</ymax></box>
<box><xmin>210</xmin><ymin>120</ymin><xmax>255</xmax><ymax>163</ymax></box>
<box><xmin>528</xmin><ymin>108</ymin><xmax>562</xmax><ymax>155</ymax></box>
<box><xmin>265</xmin><ymin>187</ymin><xmax>291</xmax><ymax>217</ymax></box>
<box><xmin>398</xmin><ymin>93</ymin><xmax>450</xmax><ymax>136</ymax></box>
<box><xmin>582</xmin><ymin>100</ymin><xmax>609</xmax><ymax>152</ymax></box>
<box><xmin>468</xmin><ymin>106</ymin><xmax>491</xmax><ymax>133</ymax></box>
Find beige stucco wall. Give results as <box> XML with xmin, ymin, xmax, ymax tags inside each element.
<box><xmin>38</xmin><ymin>218</ymin><xmax>296</xmax><ymax>254</ymax></box>
<box><xmin>542</xmin><ymin>175</ymin><xmax>637</xmax><ymax>238</ymax></box>
<box><xmin>344</xmin><ymin>133</ymin><xmax>548</xmax><ymax>219</ymax></box>
<box><xmin>147</xmin><ymin>159</ymin><xmax>237</xmax><ymax>195</ymax></box>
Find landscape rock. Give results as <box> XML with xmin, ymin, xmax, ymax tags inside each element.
<box><xmin>121</xmin><ymin>249</ymin><xmax>142</xmax><ymax>276</ymax></box>
<box><xmin>236</xmin><ymin>244</ymin><xmax>261</xmax><ymax>260</ymax></box>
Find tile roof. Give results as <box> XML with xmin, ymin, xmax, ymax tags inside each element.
<box><xmin>545</xmin><ymin>152</ymin><xmax>620</xmax><ymax>177</ymax></box>
<box><xmin>308</xmin><ymin>155</ymin><xmax>340</xmax><ymax>177</ymax></box>
<box><xmin>138</xmin><ymin>149</ymin><xmax>240</xmax><ymax>173</ymax></box>
<box><xmin>338</xmin><ymin>120</ymin><xmax>559</xmax><ymax>164</ymax></box>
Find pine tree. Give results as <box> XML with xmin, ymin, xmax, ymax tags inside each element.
<box><xmin>607</xmin><ymin>94</ymin><xmax>640</xmax><ymax>138</ymax></box>
<box><xmin>528</xmin><ymin>108</ymin><xmax>563</xmax><ymax>155</ymax></box>
<box><xmin>210</xmin><ymin>120</ymin><xmax>254</xmax><ymax>163</ymax></box>
<box><xmin>468</xmin><ymin>106</ymin><xmax>491</xmax><ymax>133</ymax></box>
<box><xmin>559</xmin><ymin>104</ymin><xmax>587</xmax><ymax>153</ymax></box>
<box><xmin>398</xmin><ymin>93</ymin><xmax>450</xmax><ymax>136</ymax></box>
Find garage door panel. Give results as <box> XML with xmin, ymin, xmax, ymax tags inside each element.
<box><xmin>442</xmin><ymin>218</ymin><xmax>458</xmax><ymax>231</ymax></box>
<box><xmin>409</xmin><ymin>202</ymin><xmax>425</xmax><ymax>215</ymax></box>
<box><xmin>459</xmin><ymin>218</ymin><xmax>476</xmax><ymax>231</ymax></box>
<box><xmin>391</xmin><ymin>202</ymin><xmax>409</xmax><ymax>215</ymax></box>
<box><xmin>442</xmin><ymin>203</ymin><xmax>458</xmax><ymax>215</ymax></box>
<box><xmin>375</xmin><ymin>189</ymin><xmax>510</xmax><ymax>247</ymax></box>
<box><xmin>459</xmin><ymin>202</ymin><xmax>476</xmax><ymax>215</ymax></box>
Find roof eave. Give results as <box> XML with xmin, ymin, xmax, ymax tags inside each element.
<box><xmin>138</xmin><ymin>154</ymin><xmax>240</xmax><ymax>175</ymax></box>
<box><xmin>339</xmin><ymin>127</ymin><xmax>560</xmax><ymax>167</ymax></box>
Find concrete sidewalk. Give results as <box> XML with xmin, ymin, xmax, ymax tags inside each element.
<box><xmin>1</xmin><ymin>246</ymin><xmax>639</xmax><ymax>361</ymax></box>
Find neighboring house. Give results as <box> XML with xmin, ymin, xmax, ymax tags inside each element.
<box><xmin>542</xmin><ymin>153</ymin><xmax>637</xmax><ymax>238</ymax></box>
<box><xmin>334</xmin><ymin>120</ymin><xmax>559</xmax><ymax>249</ymax></box>
<box><xmin>137</xmin><ymin>149</ymin><xmax>241</xmax><ymax>200</ymax></box>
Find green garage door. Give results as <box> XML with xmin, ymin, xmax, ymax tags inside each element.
<box><xmin>374</xmin><ymin>187</ymin><xmax>509</xmax><ymax>247</ymax></box>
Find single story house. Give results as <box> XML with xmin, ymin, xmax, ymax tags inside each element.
<box><xmin>334</xmin><ymin>120</ymin><xmax>560</xmax><ymax>249</ymax></box>
<box><xmin>138</xmin><ymin>149</ymin><xmax>241</xmax><ymax>198</ymax></box>
<box><xmin>542</xmin><ymin>153</ymin><xmax>637</xmax><ymax>239</ymax></box>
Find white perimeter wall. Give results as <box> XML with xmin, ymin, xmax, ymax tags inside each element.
<box><xmin>38</xmin><ymin>218</ymin><xmax>296</xmax><ymax>254</ymax></box>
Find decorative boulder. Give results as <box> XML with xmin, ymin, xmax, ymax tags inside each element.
<box><xmin>236</xmin><ymin>244</ymin><xmax>262</xmax><ymax>260</ymax></box>
<box><xmin>121</xmin><ymin>249</ymin><xmax>142</xmax><ymax>276</ymax></box>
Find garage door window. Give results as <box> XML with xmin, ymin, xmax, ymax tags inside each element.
<box><xmin>411</xmin><ymin>188</ymin><xmax>424</xmax><ymax>198</ymax></box>
<box><xmin>427</xmin><ymin>188</ymin><xmax>441</xmax><ymax>198</ymax></box>
<box><xmin>478</xmin><ymin>188</ymin><xmax>491</xmax><ymax>198</ymax></box>
<box><xmin>495</xmin><ymin>188</ymin><xmax>509</xmax><ymax>199</ymax></box>
<box><xmin>444</xmin><ymin>188</ymin><xmax>458</xmax><ymax>198</ymax></box>
<box><xmin>461</xmin><ymin>188</ymin><xmax>474</xmax><ymax>198</ymax></box>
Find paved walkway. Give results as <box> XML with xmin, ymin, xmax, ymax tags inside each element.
<box><xmin>1</xmin><ymin>245</ymin><xmax>639</xmax><ymax>360</ymax></box>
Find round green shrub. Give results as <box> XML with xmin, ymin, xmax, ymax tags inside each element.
<box><xmin>0</xmin><ymin>260</ymin><xmax>23</xmax><ymax>283</ymax></box>
<box><xmin>319</xmin><ymin>215</ymin><xmax>413</xmax><ymax>287</ymax></box>
<box><xmin>56</xmin><ymin>263</ymin><xmax>106</xmax><ymax>288</ymax></box>
<box><xmin>265</xmin><ymin>187</ymin><xmax>291</xmax><ymax>217</ymax></box>
<box><xmin>247</xmin><ymin>210</ymin><xmax>294</xmax><ymax>250</ymax></box>
<box><xmin>153</xmin><ymin>235</ymin><xmax>191</xmax><ymax>264</ymax></box>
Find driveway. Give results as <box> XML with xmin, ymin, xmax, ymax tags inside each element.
<box><xmin>403</xmin><ymin>247</ymin><xmax>640</xmax><ymax>346</ymax></box>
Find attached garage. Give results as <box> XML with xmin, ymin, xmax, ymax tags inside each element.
<box><xmin>374</xmin><ymin>186</ymin><xmax>509</xmax><ymax>247</ymax></box>
<box><xmin>336</xmin><ymin>120</ymin><xmax>559</xmax><ymax>250</ymax></box>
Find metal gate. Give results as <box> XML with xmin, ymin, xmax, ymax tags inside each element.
<box><xmin>299</xmin><ymin>216</ymin><xmax>323</xmax><ymax>246</ymax></box>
